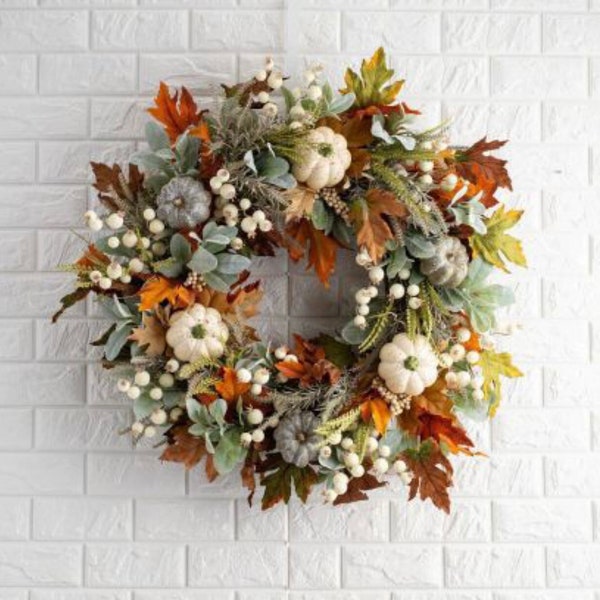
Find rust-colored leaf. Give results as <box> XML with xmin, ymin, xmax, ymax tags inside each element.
<box><xmin>148</xmin><ymin>82</ymin><xmax>200</xmax><ymax>143</ymax></box>
<box><xmin>76</xmin><ymin>244</ymin><xmax>110</xmax><ymax>269</ymax></box>
<box><xmin>215</xmin><ymin>367</ymin><xmax>251</xmax><ymax>403</ymax></box>
<box><xmin>413</xmin><ymin>376</ymin><xmax>455</xmax><ymax>419</ymax></box>
<box><xmin>404</xmin><ymin>440</ymin><xmax>454</xmax><ymax>513</ymax></box>
<box><xmin>138</xmin><ymin>276</ymin><xmax>195</xmax><ymax>312</ymax></box>
<box><xmin>283</xmin><ymin>186</ymin><xmax>317</xmax><ymax>222</ymax></box>
<box><xmin>333</xmin><ymin>472</ymin><xmax>386</xmax><ymax>505</ymax></box>
<box><xmin>350</xmin><ymin>188</ymin><xmax>409</xmax><ymax>262</ymax></box>
<box><xmin>418</xmin><ymin>412</ymin><xmax>475</xmax><ymax>455</ymax></box>
<box><xmin>161</xmin><ymin>424</ymin><xmax>206</xmax><ymax>470</ymax></box>
<box><xmin>285</xmin><ymin>218</ymin><xmax>340</xmax><ymax>287</ymax></box>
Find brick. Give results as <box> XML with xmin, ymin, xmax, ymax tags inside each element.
<box><xmin>0</xmin><ymin>409</ymin><xmax>32</xmax><ymax>450</ymax></box>
<box><xmin>86</xmin><ymin>544</ymin><xmax>185</xmax><ymax>587</ymax></box>
<box><xmin>135</xmin><ymin>499</ymin><xmax>234</xmax><ymax>541</ymax></box>
<box><xmin>289</xmin><ymin>545</ymin><xmax>340</xmax><ymax>589</ymax></box>
<box><xmin>0</xmin><ymin>143</ymin><xmax>35</xmax><ymax>182</ymax></box>
<box><xmin>0</xmin><ymin>98</ymin><xmax>87</xmax><ymax>138</ymax></box>
<box><xmin>0</xmin><ymin>11</ymin><xmax>87</xmax><ymax>51</ymax></box>
<box><xmin>296</xmin><ymin>11</ymin><xmax>340</xmax><ymax>54</ymax></box>
<box><xmin>492</xmin><ymin>57</ymin><xmax>587</xmax><ymax>99</ymax></box>
<box><xmin>188</xmin><ymin>543</ymin><xmax>287</xmax><ymax>587</ymax></box>
<box><xmin>391</xmin><ymin>499</ymin><xmax>490</xmax><ymax>542</ymax></box>
<box><xmin>492</xmin><ymin>408</ymin><xmax>589</xmax><ymax>452</ymax></box>
<box><xmin>290</xmin><ymin>594</ymin><xmax>387</xmax><ymax>600</ymax></box>
<box><xmin>31</xmin><ymin>591</ymin><xmax>130</xmax><ymax>600</ymax></box>
<box><xmin>543</xmin><ymin>189</ymin><xmax>600</xmax><ymax>231</ymax></box>
<box><xmin>39</xmin><ymin>141</ymin><xmax>135</xmax><ymax>183</ymax></box>
<box><xmin>493</xmin><ymin>500</ymin><xmax>592</xmax><ymax>542</ymax></box>
<box><xmin>139</xmin><ymin>53</ymin><xmax>236</xmax><ymax>94</ymax></box>
<box><xmin>291</xmin><ymin>498</ymin><xmax>388</xmax><ymax>543</ymax></box>
<box><xmin>445</xmin><ymin>546</ymin><xmax>544</xmax><ymax>588</ymax></box>
<box><xmin>0</xmin><ymin>274</ymin><xmax>82</xmax><ymax>318</ymax></box>
<box><xmin>87</xmin><ymin>454</ymin><xmax>185</xmax><ymax>496</ymax></box>
<box><xmin>0</xmin><ymin>320</ymin><xmax>33</xmax><ymax>360</ymax></box>
<box><xmin>545</xmin><ymin>102</ymin><xmax>600</xmax><ymax>143</ymax></box>
<box><xmin>40</xmin><ymin>54</ymin><xmax>136</xmax><ymax>94</ymax></box>
<box><xmin>494</xmin><ymin>593</ymin><xmax>593</xmax><ymax>600</ymax></box>
<box><xmin>494</xmin><ymin>0</ymin><xmax>586</xmax><ymax>8</ymax></box>
<box><xmin>36</xmin><ymin>319</ymin><xmax>108</xmax><ymax>361</ymax></box>
<box><xmin>544</xmin><ymin>14</ymin><xmax>600</xmax><ymax>54</ymax></box>
<box><xmin>35</xmin><ymin>408</ymin><xmax>131</xmax><ymax>450</ymax></box>
<box><xmin>0</xmin><ymin>230</ymin><xmax>35</xmax><ymax>271</ymax></box>
<box><xmin>454</xmin><ymin>456</ymin><xmax>543</xmax><ymax>497</ymax></box>
<box><xmin>343</xmin><ymin>11</ymin><xmax>440</xmax><ymax>54</ymax></box>
<box><xmin>37</xmin><ymin>229</ymin><xmax>88</xmax><ymax>271</ymax></box>
<box><xmin>444</xmin><ymin>102</ymin><xmax>541</xmax><ymax>145</ymax></box>
<box><xmin>0</xmin><ymin>453</ymin><xmax>83</xmax><ymax>495</ymax></box>
<box><xmin>0</xmin><ymin>544</ymin><xmax>82</xmax><ymax>586</ymax></box>
<box><xmin>547</xmin><ymin>456</ymin><xmax>600</xmax><ymax>496</ymax></box>
<box><xmin>134</xmin><ymin>592</ymin><xmax>232</xmax><ymax>600</ymax></box>
<box><xmin>0</xmin><ymin>498</ymin><xmax>29</xmax><ymax>540</ymax></box>
<box><xmin>343</xmin><ymin>545</ymin><xmax>442</xmax><ymax>588</ymax></box>
<box><xmin>0</xmin><ymin>185</ymin><xmax>87</xmax><ymax>228</ymax></box>
<box><xmin>33</xmin><ymin>497</ymin><xmax>132</xmax><ymax>541</ymax></box>
<box><xmin>91</xmin><ymin>98</ymin><xmax>150</xmax><ymax>139</ymax></box>
<box><xmin>545</xmin><ymin>365</ymin><xmax>600</xmax><ymax>407</ymax></box>
<box><xmin>394</xmin><ymin>56</ymin><xmax>487</xmax><ymax>99</ymax></box>
<box><xmin>92</xmin><ymin>11</ymin><xmax>188</xmax><ymax>51</ymax></box>
<box><xmin>0</xmin><ymin>54</ymin><xmax>36</xmax><ymax>94</ymax></box>
<box><xmin>547</xmin><ymin>545</ymin><xmax>600</xmax><ymax>587</ymax></box>
<box><xmin>236</xmin><ymin>499</ymin><xmax>287</xmax><ymax>541</ymax></box>
<box><xmin>444</xmin><ymin>13</ymin><xmax>540</xmax><ymax>54</ymax></box>
<box><xmin>192</xmin><ymin>11</ymin><xmax>284</xmax><ymax>51</ymax></box>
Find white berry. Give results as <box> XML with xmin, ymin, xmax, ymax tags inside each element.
<box><xmin>127</xmin><ymin>385</ymin><xmax>141</xmax><ymax>400</ymax></box>
<box><xmin>149</xmin><ymin>387</ymin><xmax>163</xmax><ymax>400</ymax></box>
<box><xmin>389</xmin><ymin>283</ymin><xmax>405</xmax><ymax>299</ymax></box>
<box><xmin>122</xmin><ymin>230</ymin><xmax>138</xmax><ymax>248</ymax></box>
<box><xmin>247</xmin><ymin>408</ymin><xmax>264</xmax><ymax>425</ymax></box>
<box><xmin>150</xmin><ymin>409</ymin><xmax>167</xmax><ymax>425</ymax></box>
<box><xmin>368</xmin><ymin>266</ymin><xmax>385</xmax><ymax>284</ymax></box>
<box><xmin>149</xmin><ymin>219</ymin><xmax>164</xmax><ymax>234</ymax></box>
<box><xmin>159</xmin><ymin>373</ymin><xmax>174</xmax><ymax>388</ymax></box>
<box><xmin>373</xmin><ymin>457</ymin><xmax>389</xmax><ymax>475</ymax></box>
<box><xmin>251</xmin><ymin>429</ymin><xmax>265</xmax><ymax>443</ymax></box>
<box><xmin>407</xmin><ymin>284</ymin><xmax>420</xmax><ymax>297</ymax></box>
<box><xmin>134</xmin><ymin>371</ymin><xmax>151</xmax><ymax>387</ymax></box>
<box><xmin>236</xmin><ymin>368</ymin><xmax>252</xmax><ymax>383</ymax></box>
<box><xmin>106</xmin><ymin>213</ymin><xmax>124</xmax><ymax>229</ymax></box>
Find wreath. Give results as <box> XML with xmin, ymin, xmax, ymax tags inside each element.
<box><xmin>54</xmin><ymin>48</ymin><xmax>526</xmax><ymax>512</ymax></box>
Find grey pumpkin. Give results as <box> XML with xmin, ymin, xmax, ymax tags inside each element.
<box><xmin>420</xmin><ymin>236</ymin><xmax>468</xmax><ymax>288</ymax></box>
<box><xmin>156</xmin><ymin>176</ymin><xmax>211</xmax><ymax>229</ymax></box>
<box><xmin>274</xmin><ymin>411</ymin><xmax>322</xmax><ymax>468</ymax></box>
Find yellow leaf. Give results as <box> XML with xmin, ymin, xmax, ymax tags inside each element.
<box><xmin>340</xmin><ymin>47</ymin><xmax>404</xmax><ymax>109</ymax></box>
<box><xmin>283</xmin><ymin>186</ymin><xmax>317</xmax><ymax>222</ymax></box>
<box><xmin>479</xmin><ymin>349</ymin><xmax>523</xmax><ymax>416</ymax></box>
<box><xmin>129</xmin><ymin>313</ymin><xmax>166</xmax><ymax>356</ymax></box>
<box><xmin>470</xmin><ymin>204</ymin><xmax>527</xmax><ymax>272</ymax></box>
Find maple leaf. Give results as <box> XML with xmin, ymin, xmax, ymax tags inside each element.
<box><xmin>161</xmin><ymin>424</ymin><xmax>207</xmax><ymax>470</ymax></box>
<box><xmin>275</xmin><ymin>334</ymin><xmax>341</xmax><ymax>388</ymax></box>
<box><xmin>333</xmin><ymin>472</ymin><xmax>387</xmax><ymax>505</ymax></box>
<box><xmin>360</xmin><ymin>396</ymin><xmax>392</xmax><ymax>436</ymax></box>
<box><xmin>349</xmin><ymin>188</ymin><xmax>409</xmax><ymax>262</ymax></box>
<box><xmin>479</xmin><ymin>349</ymin><xmax>523</xmax><ymax>416</ymax></box>
<box><xmin>196</xmin><ymin>281</ymin><xmax>263</xmax><ymax>320</ymax></box>
<box><xmin>285</xmin><ymin>218</ymin><xmax>340</xmax><ymax>287</ymax></box>
<box><xmin>90</xmin><ymin>162</ymin><xmax>144</xmax><ymax>212</ymax></box>
<box><xmin>418</xmin><ymin>412</ymin><xmax>475</xmax><ymax>455</ymax></box>
<box><xmin>129</xmin><ymin>313</ymin><xmax>166</xmax><ymax>356</ymax></box>
<box><xmin>454</xmin><ymin>137</ymin><xmax>512</xmax><ymax>207</ymax></box>
<box><xmin>404</xmin><ymin>440</ymin><xmax>454</xmax><ymax>513</ymax></box>
<box><xmin>413</xmin><ymin>376</ymin><xmax>455</xmax><ymax>420</ymax></box>
<box><xmin>470</xmin><ymin>204</ymin><xmax>527</xmax><ymax>273</ymax></box>
<box><xmin>138</xmin><ymin>276</ymin><xmax>195</xmax><ymax>312</ymax></box>
<box><xmin>53</xmin><ymin>287</ymin><xmax>91</xmax><ymax>323</ymax></box>
<box><xmin>260</xmin><ymin>458</ymin><xmax>319</xmax><ymax>510</ymax></box>
<box><xmin>215</xmin><ymin>367</ymin><xmax>251</xmax><ymax>403</ymax></box>
<box><xmin>76</xmin><ymin>244</ymin><xmax>110</xmax><ymax>270</ymax></box>
<box><xmin>340</xmin><ymin>47</ymin><xmax>404</xmax><ymax>109</ymax></box>
<box><xmin>283</xmin><ymin>186</ymin><xmax>317</xmax><ymax>222</ymax></box>
<box><xmin>148</xmin><ymin>82</ymin><xmax>200</xmax><ymax>143</ymax></box>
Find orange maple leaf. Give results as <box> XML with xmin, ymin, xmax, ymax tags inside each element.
<box><xmin>360</xmin><ymin>396</ymin><xmax>392</xmax><ymax>435</ymax></box>
<box><xmin>350</xmin><ymin>188</ymin><xmax>409</xmax><ymax>262</ymax></box>
<box><xmin>148</xmin><ymin>82</ymin><xmax>200</xmax><ymax>143</ymax></box>
<box><xmin>215</xmin><ymin>367</ymin><xmax>251</xmax><ymax>403</ymax></box>
<box><xmin>285</xmin><ymin>219</ymin><xmax>340</xmax><ymax>287</ymax></box>
<box><xmin>76</xmin><ymin>244</ymin><xmax>110</xmax><ymax>269</ymax></box>
<box><xmin>418</xmin><ymin>412</ymin><xmax>475</xmax><ymax>455</ymax></box>
<box><xmin>138</xmin><ymin>276</ymin><xmax>194</xmax><ymax>312</ymax></box>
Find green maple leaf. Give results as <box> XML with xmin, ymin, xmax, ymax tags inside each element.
<box><xmin>470</xmin><ymin>204</ymin><xmax>527</xmax><ymax>272</ymax></box>
<box><xmin>479</xmin><ymin>349</ymin><xmax>523</xmax><ymax>416</ymax></box>
<box><xmin>340</xmin><ymin>47</ymin><xmax>404</xmax><ymax>108</ymax></box>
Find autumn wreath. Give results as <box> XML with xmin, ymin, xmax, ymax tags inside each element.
<box><xmin>55</xmin><ymin>48</ymin><xmax>525</xmax><ymax>511</ymax></box>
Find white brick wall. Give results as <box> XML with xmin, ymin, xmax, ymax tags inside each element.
<box><xmin>0</xmin><ymin>0</ymin><xmax>598</xmax><ymax>596</ymax></box>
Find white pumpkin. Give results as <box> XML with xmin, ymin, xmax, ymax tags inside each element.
<box><xmin>165</xmin><ymin>304</ymin><xmax>229</xmax><ymax>362</ymax></box>
<box><xmin>292</xmin><ymin>126</ymin><xmax>352</xmax><ymax>190</ymax></box>
<box><xmin>377</xmin><ymin>333</ymin><xmax>438</xmax><ymax>396</ymax></box>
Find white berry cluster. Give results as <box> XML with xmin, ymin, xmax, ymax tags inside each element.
<box><xmin>253</xmin><ymin>56</ymin><xmax>283</xmax><ymax>118</ymax></box>
<box><xmin>236</xmin><ymin>364</ymin><xmax>271</xmax><ymax>397</ymax></box>
<box><xmin>287</xmin><ymin>63</ymin><xmax>325</xmax><ymax>128</ymax></box>
<box><xmin>210</xmin><ymin>168</ymin><xmax>272</xmax><ymax>241</ymax></box>
<box><xmin>240</xmin><ymin>408</ymin><xmax>279</xmax><ymax>447</ymax></box>
<box><xmin>117</xmin><ymin>364</ymin><xmax>182</xmax><ymax>440</ymax></box>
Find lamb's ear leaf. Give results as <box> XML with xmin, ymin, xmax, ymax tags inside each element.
<box><xmin>187</xmin><ymin>246</ymin><xmax>218</xmax><ymax>274</ymax></box>
<box><xmin>213</xmin><ymin>428</ymin><xmax>247</xmax><ymax>474</ymax></box>
<box><xmin>170</xmin><ymin>233</ymin><xmax>192</xmax><ymax>263</ymax></box>
<box><xmin>145</xmin><ymin>121</ymin><xmax>170</xmax><ymax>151</ymax></box>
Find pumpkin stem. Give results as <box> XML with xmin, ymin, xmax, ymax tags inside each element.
<box><xmin>404</xmin><ymin>355</ymin><xmax>419</xmax><ymax>371</ymax></box>
<box><xmin>191</xmin><ymin>324</ymin><xmax>206</xmax><ymax>339</ymax></box>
